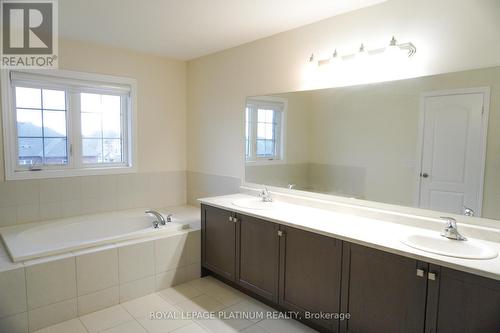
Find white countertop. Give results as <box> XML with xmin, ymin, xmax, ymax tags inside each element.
<box><xmin>199</xmin><ymin>193</ymin><xmax>500</xmax><ymax>281</ymax></box>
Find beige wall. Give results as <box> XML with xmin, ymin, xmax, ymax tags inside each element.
<box><xmin>58</xmin><ymin>40</ymin><xmax>187</xmax><ymax>173</ymax></box>
<box><xmin>0</xmin><ymin>40</ymin><xmax>187</xmax><ymax>226</ymax></box>
<box><xmin>187</xmin><ymin>0</ymin><xmax>500</xmax><ymax>216</ymax></box>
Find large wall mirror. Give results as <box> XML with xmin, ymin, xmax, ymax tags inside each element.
<box><xmin>244</xmin><ymin>66</ymin><xmax>500</xmax><ymax>220</ymax></box>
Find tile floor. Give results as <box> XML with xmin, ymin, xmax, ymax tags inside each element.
<box><xmin>33</xmin><ymin>276</ymin><xmax>318</xmax><ymax>333</ymax></box>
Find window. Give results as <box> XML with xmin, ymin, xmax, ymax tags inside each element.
<box><xmin>1</xmin><ymin>70</ymin><xmax>136</xmax><ymax>179</ymax></box>
<box><xmin>245</xmin><ymin>98</ymin><xmax>285</xmax><ymax>163</ymax></box>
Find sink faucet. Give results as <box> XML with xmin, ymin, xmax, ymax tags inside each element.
<box><xmin>259</xmin><ymin>187</ymin><xmax>273</xmax><ymax>202</ymax></box>
<box><xmin>440</xmin><ymin>217</ymin><xmax>467</xmax><ymax>241</ymax></box>
<box><xmin>145</xmin><ymin>210</ymin><xmax>171</xmax><ymax>228</ymax></box>
<box><xmin>463</xmin><ymin>206</ymin><xmax>475</xmax><ymax>217</ymax></box>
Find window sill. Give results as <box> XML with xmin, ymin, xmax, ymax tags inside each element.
<box><xmin>5</xmin><ymin>165</ymin><xmax>137</xmax><ymax>180</ymax></box>
<box><xmin>245</xmin><ymin>159</ymin><xmax>287</xmax><ymax>166</ymax></box>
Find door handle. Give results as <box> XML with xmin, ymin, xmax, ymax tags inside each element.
<box><xmin>420</xmin><ymin>172</ymin><xmax>429</xmax><ymax>178</ymax></box>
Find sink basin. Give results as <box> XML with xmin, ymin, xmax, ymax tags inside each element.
<box><xmin>231</xmin><ymin>198</ymin><xmax>281</xmax><ymax>210</ymax></box>
<box><xmin>401</xmin><ymin>234</ymin><xmax>498</xmax><ymax>260</ymax></box>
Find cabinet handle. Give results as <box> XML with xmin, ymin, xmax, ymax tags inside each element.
<box><xmin>228</xmin><ymin>216</ymin><xmax>233</xmax><ymax>222</ymax></box>
<box><xmin>428</xmin><ymin>272</ymin><xmax>437</xmax><ymax>281</ymax></box>
<box><xmin>277</xmin><ymin>230</ymin><xmax>284</xmax><ymax>237</ymax></box>
<box><xmin>416</xmin><ymin>269</ymin><xmax>425</xmax><ymax>278</ymax></box>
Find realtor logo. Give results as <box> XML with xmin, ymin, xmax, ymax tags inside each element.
<box><xmin>1</xmin><ymin>0</ymin><xmax>58</xmax><ymax>68</ymax></box>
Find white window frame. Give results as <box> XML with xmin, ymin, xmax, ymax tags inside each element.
<box><xmin>245</xmin><ymin>96</ymin><xmax>287</xmax><ymax>165</ymax></box>
<box><xmin>1</xmin><ymin>69</ymin><xmax>138</xmax><ymax>180</ymax></box>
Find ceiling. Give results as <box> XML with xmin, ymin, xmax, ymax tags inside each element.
<box><xmin>59</xmin><ymin>0</ymin><xmax>386</xmax><ymax>60</ymax></box>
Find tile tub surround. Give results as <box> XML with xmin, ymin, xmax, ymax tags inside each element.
<box><xmin>187</xmin><ymin>171</ymin><xmax>241</xmax><ymax>207</ymax></box>
<box><xmin>28</xmin><ymin>276</ymin><xmax>317</xmax><ymax>333</ymax></box>
<box><xmin>0</xmin><ymin>228</ymin><xmax>201</xmax><ymax>332</ymax></box>
<box><xmin>200</xmin><ymin>193</ymin><xmax>500</xmax><ymax>281</ymax></box>
<box><xmin>1</xmin><ymin>205</ymin><xmax>198</xmax><ymax>262</ymax></box>
<box><xmin>0</xmin><ymin>171</ymin><xmax>187</xmax><ymax>228</ymax></box>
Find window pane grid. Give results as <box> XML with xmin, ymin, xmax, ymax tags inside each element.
<box><xmin>256</xmin><ymin>108</ymin><xmax>277</xmax><ymax>158</ymax></box>
<box><xmin>245</xmin><ymin>102</ymin><xmax>283</xmax><ymax>162</ymax></box>
<box><xmin>81</xmin><ymin>93</ymin><xmax>123</xmax><ymax>164</ymax></box>
<box><xmin>15</xmin><ymin>87</ymin><xmax>68</xmax><ymax>166</ymax></box>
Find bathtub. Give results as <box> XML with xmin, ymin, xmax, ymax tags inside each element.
<box><xmin>0</xmin><ymin>205</ymin><xmax>199</xmax><ymax>262</ymax></box>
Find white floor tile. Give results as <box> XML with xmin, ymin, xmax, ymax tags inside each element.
<box><xmin>185</xmin><ymin>277</ymin><xmax>246</xmax><ymax>306</ymax></box>
<box><xmin>101</xmin><ymin>320</ymin><xmax>147</xmax><ymax>333</ymax></box>
<box><xmin>223</xmin><ymin>299</ymin><xmax>276</xmax><ymax>323</ymax></box>
<box><xmin>176</xmin><ymin>294</ymin><xmax>225</xmax><ymax>313</ymax></box>
<box><xmin>22</xmin><ymin>278</ymin><xmax>319</xmax><ymax>333</ymax></box>
<box><xmin>241</xmin><ymin>325</ymin><xmax>272</xmax><ymax>333</ymax></box>
<box><xmin>32</xmin><ymin>318</ymin><xmax>87</xmax><ymax>333</ymax></box>
<box><xmin>170</xmin><ymin>322</ymin><xmax>208</xmax><ymax>333</ymax></box>
<box><xmin>158</xmin><ymin>282</ymin><xmax>204</xmax><ymax>304</ymax></box>
<box><xmin>196</xmin><ymin>315</ymin><xmax>254</xmax><ymax>333</ymax></box>
<box><xmin>257</xmin><ymin>318</ymin><xmax>318</xmax><ymax>333</ymax></box>
<box><xmin>137</xmin><ymin>316</ymin><xmax>193</xmax><ymax>333</ymax></box>
<box><xmin>122</xmin><ymin>293</ymin><xmax>179</xmax><ymax>319</ymax></box>
<box><xmin>80</xmin><ymin>305</ymin><xmax>133</xmax><ymax>333</ymax></box>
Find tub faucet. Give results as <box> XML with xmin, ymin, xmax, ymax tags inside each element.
<box><xmin>440</xmin><ymin>217</ymin><xmax>467</xmax><ymax>241</ymax></box>
<box><xmin>145</xmin><ymin>210</ymin><xmax>166</xmax><ymax>228</ymax></box>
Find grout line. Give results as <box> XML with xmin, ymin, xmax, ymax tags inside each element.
<box><xmin>77</xmin><ymin>317</ymin><xmax>90</xmax><ymax>333</ymax></box>
<box><xmin>73</xmin><ymin>256</ymin><xmax>80</xmax><ymax>316</ymax></box>
<box><xmin>41</xmin><ymin>278</ymin><xmax>273</xmax><ymax>333</ymax></box>
<box><xmin>23</xmin><ymin>264</ymin><xmax>31</xmax><ymax>333</ymax></box>
<box><xmin>76</xmin><ymin>284</ymin><xmax>120</xmax><ymax>298</ymax></box>
<box><xmin>117</xmin><ymin>245</ymin><xmax>122</xmax><ymax>303</ymax></box>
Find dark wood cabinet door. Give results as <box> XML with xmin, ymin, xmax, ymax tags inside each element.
<box><xmin>201</xmin><ymin>205</ymin><xmax>236</xmax><ymax>281</ymax></box>
<box><xmin>341</xmin><ymin>243</ymin><xmax>428</xmax><ymax>333</ymax></box>
<box><xmin>279</xmin><ymin>225</ymin><xmax>343</xmax><ymax>332</ymax></box>
<box><xmin>236</xmin><ymin>214</ymin><xmax>280</xmax><ymax>302</ymax></box>
<box><xmin>425</xmin><ymin>265</ymin><xmax>500</xmax><ymax>333</ymax></box>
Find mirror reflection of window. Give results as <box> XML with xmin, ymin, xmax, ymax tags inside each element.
<box><xmin>245</xmin><ymin>99</ymin><xmax>284</xmax><ymax>162</ymax></box>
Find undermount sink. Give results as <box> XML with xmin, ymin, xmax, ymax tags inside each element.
<box><xmin>401</xmin><ymin>234</ymin><xmax>498</xmax><ymax>260</ymax></box>
<box><xmin>231</xmin><ymin>198</ymin><xmax>281</xmax><ymax>210</ymax></box>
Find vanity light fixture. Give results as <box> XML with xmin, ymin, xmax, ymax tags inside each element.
<box><xmin>356</xmin><ymin>43</ymin><xmax>369</xmax><ymax>61</ymax></box>
<box><xmin>309</xmin><ymin>36</ymin><xmax>416</xmax><ymax>66</ymax></box>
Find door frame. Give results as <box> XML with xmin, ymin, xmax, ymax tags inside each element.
<box><xmin>414</xmin><ymin>87</ymin><xmax>490</xmax><ymax>216</ymax></box>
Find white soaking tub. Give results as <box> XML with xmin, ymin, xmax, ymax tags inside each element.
<box><xmin>0</xmin><ymin>205</ymin><xmax>199</xmax><ymax>262</ymax></box>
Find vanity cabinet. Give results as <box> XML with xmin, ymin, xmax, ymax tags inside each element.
<box><xmin>236</xmin><ymin>213</ymin><xmax>280</xmax><ymax>302</ymax></box>
<box><xmin>201</xmin><ymin>204</ymin><xmax>500</xmax><ymax>333</ymax></box>
<box><xmin>425</xmin><ymin>265</ymin><xmax>500</xmax><ymax>333</ymax></box>
<box><xmin>201</xmin><ymin>205</ymin><xmax>237</xmax><ymax>281</ymax></box>
<box><xmin>279</xmin><ymin>225</ymin><xmax>343</xmax><ymax>332</ymax></box>
<box><xmin>340</xmin><ymin>243</ymin><xmax>428</xmax><ymax>333</ymax></box>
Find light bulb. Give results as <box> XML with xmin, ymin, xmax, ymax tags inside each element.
<box><xmin>385</xmin><ymin>36</ymin><xmax>402</xmax><ymax>59</ymax></box>
<box><xmin>331</xmin><ymin>49</ymin><xmax>342</xmax><ymax>66</ymax></box>
<box><xmin>357</xmin><ymin>44</ymin><xmax>369</xmax><ymax>61</ymax></box>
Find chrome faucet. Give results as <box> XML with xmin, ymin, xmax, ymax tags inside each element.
<box><xmin>440</xmin><ymin>217</ymin><xmax>467</xmax><ymax>241</ymax></box>
<box><xmin>145</xmin><ymin>210</ymin><xmax>171</xmax><ymax>228</ymax></box>
<box><xmin>463</xmin><ymin>206</ymin><xmax>475</xmax><ymax>217</ymax></box>
<box><xmin>259</xmin><ymin>187</ymin><xmax>273</xmax><ymax>202</ymax></box>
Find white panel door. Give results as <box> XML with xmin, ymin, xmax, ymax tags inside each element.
<box><xmin>418</xmin><ymin>91</ymin><xmax>487</xmax><ymax>215</ymax></box>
